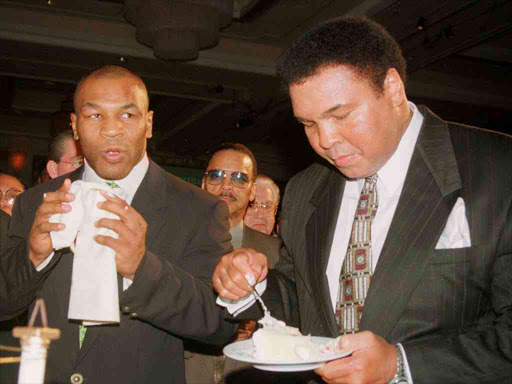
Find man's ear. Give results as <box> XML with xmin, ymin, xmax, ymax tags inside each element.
<box><xmin>383</xmin><ymin>68</ymin><xmax>406</xmax><ymax>108</ymax></box>
<box><xmin>249</xmin><ymin>183</ymin><xmax>256</xmax><ymax>202</ymax></box>
<box><xmin>46</xmin><ymin>161</ymin><xmax>59</xmax><ymax>179</ymax></box>
<box><xmin>70</xmin><ymin>113</ymin><xmax>79</xmax><ymax>140</ymax></box>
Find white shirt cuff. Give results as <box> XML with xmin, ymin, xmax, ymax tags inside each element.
<box><xmin>35</xmin><ymin>252</ymin><xmax>55</xmax><ymax>271</ymax></box>
<box><xmin>397</xmin><ymin>343</ymin><xmax>414</xmax><ymax>383</ymax></box>
<box><xmin>216</xmin><ymin>279</ymin><xmax>267</xmax><ymax>316</ymax></box>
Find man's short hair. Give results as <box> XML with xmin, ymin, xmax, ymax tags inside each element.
<box><xmin>207</xmin><ymin>143</ymin><xmax>258</xmax><ymax>179</ymax></box>
<box><xmin>48</xmin><ymin>130</ymin><xmax>75</xmax><ymax>162</ymax></box>
<box><xmin>255</xmin><ymin>174</ymin><xmax>280</xmax><ymax>206</ymax></box>
<box><xmin>277</xmin><ymin>16</ymin><xmax>407</xmax><ymax>93</ymax></box>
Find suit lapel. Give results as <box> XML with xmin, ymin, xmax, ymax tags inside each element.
<box><xmin>130</xmin><ymin>160</ymin><xmax>170</xmax><ymax>249</ymax></box>
<box><xmin>306</xmin><ymin>167</ymin><xmax>346</xmax><ymax>337</ymax></box>
<box><xmin>361</xmin><ymin>107</ymin><xmax>462</xmax><ymax>340</ymax></box>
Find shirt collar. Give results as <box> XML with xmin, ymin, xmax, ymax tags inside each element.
<box><xmin>376</xmin><ymin>102</ymin><xmax>424</xmax><ymax>196</ymax></box>
<box><xmin>82</xmin><ymin>153</ymin><xmax>149</xmax><ymax>201</ymax></box>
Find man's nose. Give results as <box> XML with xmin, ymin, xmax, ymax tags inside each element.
<box><xmin>317</xmin><ymin>122</ymin><xmax>341</xmax><ymax>149</ymax></box>
<box><xmin>101</xmin><ymin>117</ymin><xmax>123</xmax><ymax>137</ymax></box>
<box><xmin>220</xmin><ymin>176</ymin><xmax>233</xmax><ymax>189</ymax></box>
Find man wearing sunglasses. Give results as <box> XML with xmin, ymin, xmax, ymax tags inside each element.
<box><xmin>46</xmin><ymin>130</ymin><xmax>83</xmax><ymax>179</ymax></box>
<box><xmin>185</xmin><ymin>143</ymin><xmax>281</xmax><ymax>384</ymax></box>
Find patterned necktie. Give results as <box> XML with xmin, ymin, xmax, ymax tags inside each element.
<box><xmin>78</xmin><ymin>180</ymin><xmax>122</xmax><ymax>349</ymax></box>
<box><xmin>336</xmin><ymin>174</ymin><xmax>379</xmax><ymax>334</ymax></box>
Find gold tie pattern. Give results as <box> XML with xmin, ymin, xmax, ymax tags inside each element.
<box><xmin>336</xmin><ymin>175</ymin><xmax>379</xmax><ymax>334</ymax></box>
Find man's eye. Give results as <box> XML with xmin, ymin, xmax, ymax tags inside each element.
<box><xmin>90</xmin><ymin>114</ymin><xmax>100</xmax><ymax>119</ymax></box>
<box><xmin>121</xmin><ymin>112</ymin><xmax>133</xmax><ymax>118</ymax></box>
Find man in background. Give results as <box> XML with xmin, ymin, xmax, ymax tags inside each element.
<box><xmin>46</xmin><ymin>130</ymin><xmax>83</xmax><ymax>179</ymax></box>
<box><xmin>0</xmin><ymin>173</ymin><xmax>24</xmax><ymax>216</ymax></box>
<box><xmin>0</xmin><ymin>65</ymin><xmax>234</xmax><ymax>384</ymax></box>
<box><xmin>185</xmin><ymin>143</ymin><xmax>281</xmax><ymax>384</ymax></box>
<box><xmin>244</xmin><ymin>174</ymin><xmax>280</xmax><ymax>236</ymax></box>
<box><xmin>0</xmin><ymin>175</ymin><xmax>24</xmax><ymax>383</ymax></box>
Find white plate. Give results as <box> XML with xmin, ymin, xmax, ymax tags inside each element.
<box><xmin>223</xmin><ymin>336</ymin><xmax>352</xmax><ymax>372</ymax></box>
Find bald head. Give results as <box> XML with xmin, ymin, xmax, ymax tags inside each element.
<box><xmin>73</xmin><ymin>66</ymin><xmax>149</xmax><ymax>112</ymax></box>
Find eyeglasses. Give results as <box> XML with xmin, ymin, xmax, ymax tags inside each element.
<box><xmin>247</xmin><ymin>201</ymin><xmax>276</xmax><ymax>213</ymax></box>
<box><xmin>204</xmin><ymin>169</ymin><xmax>251</xmax><ymax>189</ymax></box>
<box><xmin>59</xmin><ymin>156</ymin><xmax>84</xmax><ymax>168</ymax></box>
<box><xmin>0</xmin><ymin>189</ymin><xmax>23</xmax><ymax>206</ymax></box>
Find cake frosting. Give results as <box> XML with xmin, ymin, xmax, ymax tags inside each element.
<box><xmin>252</xmin><ymin>312</ymin><xmax>341</xmax><ymax>361</ymax></box>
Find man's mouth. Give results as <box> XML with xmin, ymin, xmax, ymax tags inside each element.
<box><xmin>332</xmin><ymin>154</ymin><xmax>358</xmax><ymax>167</ymax></box>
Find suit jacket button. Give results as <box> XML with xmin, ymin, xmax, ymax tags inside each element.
<box><xmin>70</xmin><ymin>373</ymin><xmax>84</xmax><ymax>384</ymax></box>
<box><xmin>129</xmin><ymin>312</ymin><xmax>138</xmax><ymax>319</ymax></box>
<box><xmin>121</xmin><ymin>306</ymin><xmax>131</xmax><ymax>314</ymax></box>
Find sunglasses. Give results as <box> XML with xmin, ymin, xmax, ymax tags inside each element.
<box><xmin>204</xmin><ymin>169</ymin><xmax>251</xmax><ymax>188</ymax></box>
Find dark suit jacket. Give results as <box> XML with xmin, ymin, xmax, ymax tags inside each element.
<box><xmin>258</xmin><ymin>106</ymin><xmax>512</xmax><ymax>383</ymax></box>
<box><xmin>0</xmin><ymin>209</ymin><xmax>9</xmax><ymax>254</ymax></box>
<box><xmin>0</xmin><ymin>160</ymin><xmax>235</xmax><ymax>384</ymax></box>
<box><xmin>185</xmin><ymin>224</ymin><xmax>282</xmax><ymax>384</ymax></box>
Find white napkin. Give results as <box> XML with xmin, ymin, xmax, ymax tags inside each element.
<box><xmin>50</xmin><ymin>180</ymin><xmax>121</xmax><ymax>325</ymax></box>
<box><xmin>435</xmin><ymin>197</ymin><xmax>471</xmax><ymax>249</ymax></box>
<box><xmin>216</xmin><ymin>279</ymin><xmax>267</xmax><ymax>317</ymax></box>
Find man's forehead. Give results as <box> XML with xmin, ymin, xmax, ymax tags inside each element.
<box><xmin>208</xmin><ymin>150</ymin><xmax>253</xmax><ymax>171</ymax></box>
<box><xmin>0</xmin><ymin>175</ymin><xmax>23</xmax><ymax>190</ymax></box>
<box><xmin>75</xmin><ymin>74</ymin><xmax>149</xmax><ymax>109</ymax></box>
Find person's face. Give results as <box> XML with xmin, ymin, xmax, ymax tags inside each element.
<box><xmin>244</xmin><ymin>184</ymin><xmax>276</xmax><ymax>235</ymax></box>
<box><xmin>71</xmin><ymin>75</ymin><xmax>153</xmax><ymax>180</ymax></box>
<box><xmin>202</xmin><ymin>150</ymin><xmax>256</xmax><ymax>220</ymax></box>
<box><xmin>0</xmin><ymin>174</ymin><xmax>24</xmax><ymax>216</ymax></box>
<box><xmin>290</xmin><ymin>65</ymin><xmax>406</xmax><ymax>179</ymax></box>
<box><xmin>56</xmin><ymin>138</ymin><xmax>83</xmax><ymax>177</ymax></box>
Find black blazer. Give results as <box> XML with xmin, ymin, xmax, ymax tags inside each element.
<box><xmin>262</xmin><ymin>106</ymin><xmax>512</xmax><ymax>383</ymax></box>
<box><xmin>0</xmin><ymin>160</ymin><xmax>234</xmax><ymax>384</ymax></box>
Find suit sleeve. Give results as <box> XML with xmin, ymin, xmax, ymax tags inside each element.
<box><xmin>0</xmin><ymin>189</ymin><xmax>62</xmax><ymax>321</ymax></box>
<box><xmin>118</xmin><ymin>200</ymin><xmax>236</xmax><ymax>344</ymax></box>
<box><xmin>232</xmin><ymin>180</ymin><xmax>300</xmax><ymax>327</ymax></box>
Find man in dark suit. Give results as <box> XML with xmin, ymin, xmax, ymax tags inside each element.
<box><xmin>213</xmin><ymin>17</ymin><xmax>512</xmax><ymax>384</ymax></box>
<box><xmin>185</xmin><ymin>143</ymin><xmax>281</xmax><ymax>384</ymax></box>
<box><xmin>0</xmin><ymin>66</ymin><xmax>234</xmax><ymax>384</ymax></box>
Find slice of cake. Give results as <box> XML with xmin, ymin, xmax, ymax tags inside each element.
<box><xmin>252</xmin><ymin>313</ymin><xmax>340</xmax><ymax>361</ymax></box>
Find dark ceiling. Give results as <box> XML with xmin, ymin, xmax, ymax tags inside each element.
<box><xmin>1</xmin><ymin>0</ymin><xmax>511</xmax><ymax>184</ymax></box>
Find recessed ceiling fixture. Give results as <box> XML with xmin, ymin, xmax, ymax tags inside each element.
<box><xmin>123</xmin><ymin>0</ymin><xmax>235</xmax><ymax>61</ymax></box>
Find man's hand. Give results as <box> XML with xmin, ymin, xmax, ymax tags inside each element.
<box><xmin>94</xmin><ymin>191</ymin><xmax>147</xmax><ymax>280</ymax></box>
<box><xmin>315</xmin><ymin>331</ymin><xmax>397</xmax><ymax>384</ymax></box>
<box><xmin>213</xmin><ymin>248</ymin><xmax>268</xmax><ymax>300</ymax></box>
<box><xmin>29</xmin><ymin>178</ymin><xmax>74</xmax><ymax>268</ymax></box>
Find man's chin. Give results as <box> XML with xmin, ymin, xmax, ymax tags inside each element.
<box><xmin>94</xmin><ymin>164</ymin><xmax>131</xmax><ymax>181</ymax></box>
